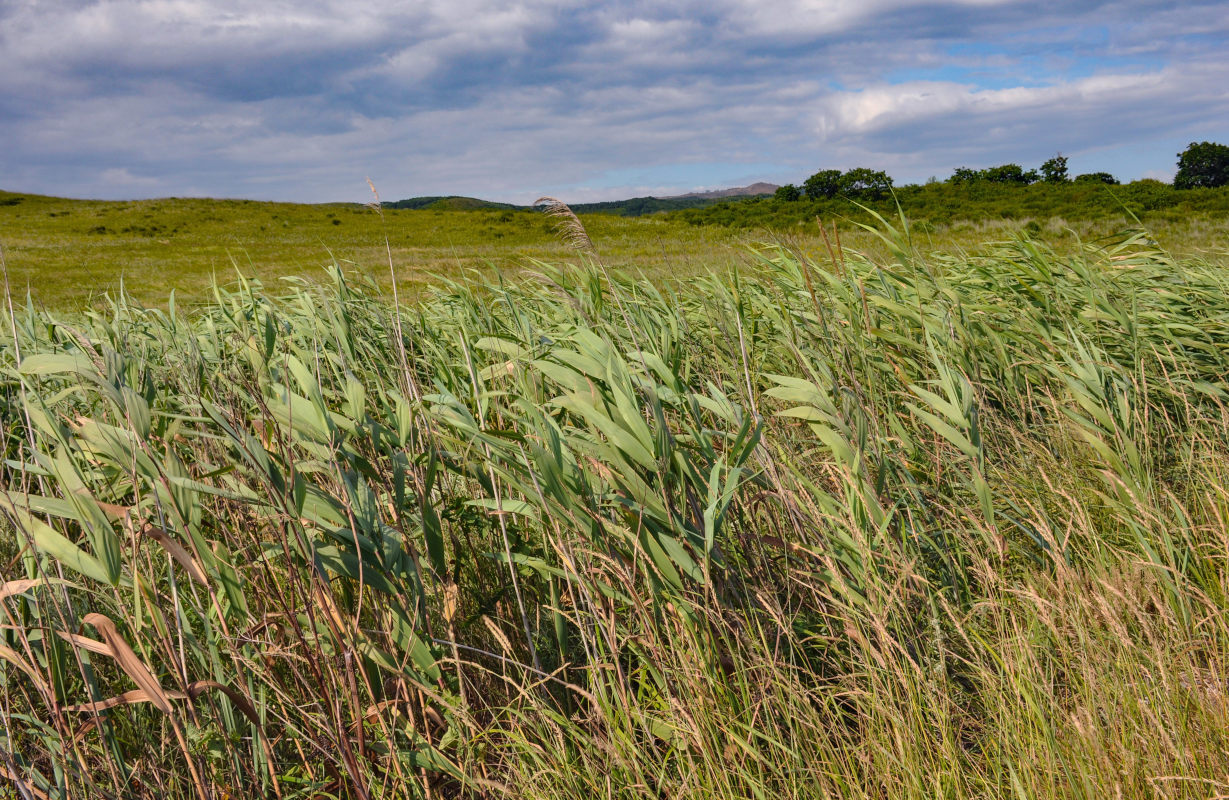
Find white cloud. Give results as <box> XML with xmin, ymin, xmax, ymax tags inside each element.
<box><xmin>1</xmin><ymin>0</ymin><xmax>1227</xmax><ymax>201</ymax></box>
<box><xmin>815</xmin><ymin>71</ymin><xmax>1174</xmax><ymax>139</ymax></box>
<box><xmin>98</xmin><ymin>167</ymin><xmax>161</xmax><ymax>186</ymax></box>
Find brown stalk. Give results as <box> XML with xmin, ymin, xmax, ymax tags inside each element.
<box><xmin>816</xmin><ymin>216</ymin><xmax>845</xmax><ymax>278</ymax></box>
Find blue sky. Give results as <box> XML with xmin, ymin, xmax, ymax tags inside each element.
<box><xmin>1</xmin><ymin>0</ymin><xmax>1226</xmax><ymax>204</ymax></box>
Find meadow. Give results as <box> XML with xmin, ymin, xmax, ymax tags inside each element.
<box><xmin>0</xmin><ymin>190</ymin><xmax>759</xmax><ymax>309</ymax></box>
<box><xmin>2</xmin><ymin>199</ymin><xmax>1229</xmax><ymax>799</ymax></box>
<box><xmin>3</xmin><ymin>188</ymin><xmax>1228</xmax><ymax>309</ymax></box>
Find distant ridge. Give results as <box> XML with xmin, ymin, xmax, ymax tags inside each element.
<box><xmin>662</xmin><ymin>182</ymin><xmax>779</xmax><ymax>200</ymax></box>
<box><xmin>385</xmin><ymin>182</ymin><xmax>778</xmax><ymax>217</ymax></box>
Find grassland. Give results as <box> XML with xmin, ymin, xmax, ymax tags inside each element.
<box><xmin>0</xmin><ymin>191</ymin><xmax>754</xmax><ymax>308</ymax></box>
<box><xmin>1</xmin><ymin>189</ymin><xmax>812</xmax><ymax>308</ymax></box>
<box><xmin>3</xmin><ymin>188</ymin><xmax>1228</xmax><ymax>310</ymax></box>
<box><xmin>3</xmin><ymin>198</ymin><xmax>1229</xmax><ymax>799</ymax></box>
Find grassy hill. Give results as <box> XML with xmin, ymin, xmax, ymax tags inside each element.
<box><xmin>382</xmin><ymin>195</ymin><xmax>521</xmax><ymax>211</ymax></box>
<box><xmin>383</xmin><ymin>191</ymin><xmax>774</xmax><ymax>217</ymax></box>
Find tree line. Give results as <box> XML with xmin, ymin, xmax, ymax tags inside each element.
<box><xmin>774</xmin><ymin>141</ymin><xmax>1229</xmax><ymax>202</ymax></box>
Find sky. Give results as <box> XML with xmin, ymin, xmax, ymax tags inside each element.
<box><xmin>1</xmin><ymin>0</ymin><xmax>1227</xmax><ymax>204</ymax></box>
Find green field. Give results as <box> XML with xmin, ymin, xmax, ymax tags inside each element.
<box><xmin>3</xmin><ymin>197</ymin><xmax>1229</xmax><ymax>798</ymax></box>
<box><xmin>0</xmin><ymin>191</ymin><xmax>759</xmax><ymax>308</ymax></box>
<box><xmin>3</xmin><ymin>188</ymin><xmax>1228</xmax><ymax>310</ymax></box>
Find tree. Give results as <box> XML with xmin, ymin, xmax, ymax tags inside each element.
<box><xmin>839</xmin><ymin>167</ymin><xmax>893</xmax><ymax>199</ymax></box>
<box><xmin>774</xmin><ymin>183</ymin><xmax>802</xmax><ymax>202</ymax></box>
<box><xmin>982</xmin><ymin>164</ymin><xmax>1036</xmax><ymax>184</ymax></box>
<box><xmin>949</xmin><ymin>167</ymin><xmax>982</xmax><ymax>184</ymax></box>
<box><xmin>1040</xmin><ymin>154</ymin><xmax>1069</xmax><ymax>183</ymax></box>
<box><xmin>1073</xmin><ymin>172</ymin><xmax>1118</xmax><ymax>185</ymax></box>
<box><xmin>803</xmin><ymin>169</ymin><xmax>843</xmax><ymax>199</ymax></box>
<box><xmin>1174</xmin><ymin>141</ymin><xmax>1229</xmax><ymax>189</ymax></box>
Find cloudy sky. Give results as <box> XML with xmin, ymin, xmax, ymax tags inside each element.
<box><xmin>2</xmin><ymin>0</ymin><xmax>1227</xmax><ymax>203</ymax></box>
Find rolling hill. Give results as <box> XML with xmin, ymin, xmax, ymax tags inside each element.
<box><xmin>385</xmin><ymin>182</ymin><xmax>778</xmax><ymax>217</ymax></box>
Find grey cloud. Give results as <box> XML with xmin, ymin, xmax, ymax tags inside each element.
<box><xmin>1</xmin><ymin>0</ymin><xmax>1226</xmax><ymax>202</ymax></box>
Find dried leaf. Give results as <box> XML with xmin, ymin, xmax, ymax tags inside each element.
<box><xmin>0</xmin><ymin>643</ymin><xmax>52</xmax><ymax>697</ymax></box>
<box><xmin>82</xmin><ymin>613</ymin><xmax>173</xmax><ymax>714</ymax></box>
<box><xmin>141</xmin><ymin>524</ymin><xmax>209</xmax><ymax>585</ymax></box>
<box><xmin>0</xmin><ymin>578</ymin><xmax>59</xmax><ymax>601</ymax></box>
<box><xmin>56</xmin><ymin>631</ymin><xmax>112</xmax><ymax>656</ymax></box>
<box><xmin>62</xmin><ymin>688</ymin><xmax>187</xmax><ymax>713</ymax></box>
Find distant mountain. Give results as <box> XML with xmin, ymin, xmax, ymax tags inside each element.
<box><xmin>384</xmin><ymin>182</ymin><xmax>778</xmax><ymax>217</ymax></box>
<box><xmin>568</xmin><ymin>183</ymin><xmax>778</xmax><ymax>215</ymax></box>
<box><xmin>662</xmin><ymin>182</ymin><xmax>779</xmax><ymax>200</ymax></box>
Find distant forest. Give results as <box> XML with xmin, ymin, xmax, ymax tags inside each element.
<box><xmin>385</xmin><ymin>141</ymin><xmax>1229</xmax><ymax>226</ymax></box>
<box><xmin>680</xmin><ymin>142</ymin><xmax>1229</xmax><ymax>227</ymax></box>
<box><xmin>678</xmin><ymin>177</ymin><xmax>1229</xmax><ymax>229</ymax></box>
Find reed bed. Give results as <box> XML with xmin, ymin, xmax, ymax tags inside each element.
<box><xmin>2</xmin><ymin>215</ymin><xmax>1229</xmax><ymax>799</ymax></box>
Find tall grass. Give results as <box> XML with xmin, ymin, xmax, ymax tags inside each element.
<box><xmin>2</xmin><ymin>218</ymin><xmax>1229</xmax><ymax>799</ymax></box>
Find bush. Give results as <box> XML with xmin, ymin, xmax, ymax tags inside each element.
<box><xmin>1074</xmin><ymin>172</ymin><xmax>1118</xmax><ymax>185</ymax></box>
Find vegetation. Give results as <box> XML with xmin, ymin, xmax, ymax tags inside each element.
<box><xmin>1073</xmin><ymin>172</ymin><xmax>1120</xmax><ymax>185</ymax></box>
<box><xmin>1038</xmin><ymin>154</ymin><xmax>1069</xmax><ymax>183</ymax></box>
<box><xmin>774</xmin><ymin>183</ymin><xmax>802</xmax><ymax>202</ymax></box>
<box><xmin>3</xmin><ymin>208</ymin><xmax>1229</xmax><ymax>798</ymax></box>
<box><xmin>744</xmin><ymin>145</ymin><xmax>1226</xmax><ymax>232</ymax></box>
<box><xmin>951</xmin><ymin>163</ymin><xmax>1039</xmax><ymax>185</ymax></box>
<box><xmin>680</xmin><ymin>178</ymin><xmax>1229</xmax><ymax>231</ymax></box>
<box><xmin>14</xmin><ymin>188</ymin><xmax>1226</xmax><ymax>312</ymax></box>
<box><xmin>803</xmin><ymin>167</ymin><xmax>893</xmax><ymax>200</ymax></box>
<box><xmin>0</xmin><ymin>191</ymin><xmax>763</xmax><ymax>308</ymax></box>
<box><xmin>1174</xmin><ymin>141</ymin><xmax>1229</xmax><ymax>189</ymax></box>
<box><xmin>382</xmin><ymin>196</ymin><xmax>520</xmax><ymax>211</ymax></box>
<box><xmin>567</xmin><ymin>195</ymin><xmax>744</xmax><ymax>216</ymax></box>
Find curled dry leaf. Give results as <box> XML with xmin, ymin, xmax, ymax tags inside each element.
<box><xmin>60</xmin><ymin>680</ymin><xmax>261</xmax><ymax>725</ymax></box>
<box><xmin>0</xmin><ymin>578</ymin><xmax>49</xmax><ymax>601</ymax></box>
<box><xmin>0</xmin><ymin>643</ymin><xmax>53</xmax><ymax>697</ymax></box>
<box><xmin>141</xmin><ymin>523</ymin><xmax>209</xmax><ymax>586</ymax></box>
<box><xmin>60</xmin><ymin>680</ymin><xmax>262</xmax><ymax>729</ymax></box>
<box><xmin>62</xmin><ymin>688</ymin><xmax>188</xmax><ymax>713</ymax></box>
<box><xmin>72</xmin><ymin>488</ymin><xmax>132</xmax><ymax>522</ymax></box>
<box><xmin>82</xmin><ymin>613</ymin><xmax>174</xmax><ymax>714</ymax></box>
<box><xmin>55</xmin><ymin>631</ymin><xmax>112</xmax><ymax>656</ymax></box>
